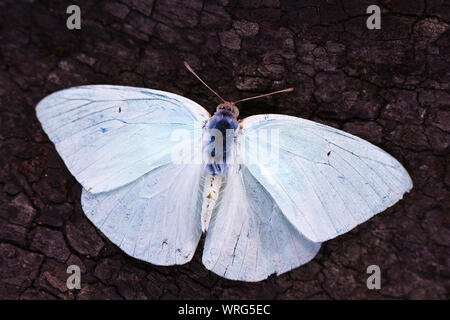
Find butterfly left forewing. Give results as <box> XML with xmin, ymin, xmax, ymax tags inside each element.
<box><xmin>36</xmin><ymin>85</ymin><xmax>209</xmax><ymax>194</ymax></box>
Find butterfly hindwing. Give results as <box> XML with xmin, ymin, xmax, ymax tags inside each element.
<box><xmin>81</xmin><ymin>163</ymin><xmax>204</xmax><ymax>265</ymax></box>
<box><xmin>238</xmin><ymin>114</ymin><xmax>413</xmax><ymax>243</ymax></box>
<box><xmin>202</xmin><ymin>165</ymin><xmax>321</xmax><ymax>282</ymax></box>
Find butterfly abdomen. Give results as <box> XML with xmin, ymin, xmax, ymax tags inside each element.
<box><xmin>201</xmin><ymin>174</ymin><xmax>222</xmax><ymax>232</ymax></box>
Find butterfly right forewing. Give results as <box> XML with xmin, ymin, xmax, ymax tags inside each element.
<box><xmin>238</xmin><ymin>114</ymin><xmax>412</xmax><ymax>243</ymax></box>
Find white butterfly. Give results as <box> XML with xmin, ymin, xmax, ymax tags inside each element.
<box><xmin>36</xmin><ymin>63</ymin><xmax>412</xmax><ymax>282</ymax></box>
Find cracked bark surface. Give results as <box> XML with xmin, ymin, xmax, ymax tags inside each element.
<box><xmin>0</xmin><ymin>0</ymin><xmax>449</xmax><ymax>299</ymax></box>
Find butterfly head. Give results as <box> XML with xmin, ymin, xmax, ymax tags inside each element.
<box><xmin>216</xmin><ymin>102</ymin><xmax>239</xmax><ymax>118</ymax></box>
<box><xmin>183</xmin><ymin>61</ymin><xmax>293</xmax><ymax>120</ymax></box>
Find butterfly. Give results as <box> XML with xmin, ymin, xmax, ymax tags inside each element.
<box><xmin>36</xmin><ymin>62</ymin><xmax>412</xmax><ymax>282</ymax></box>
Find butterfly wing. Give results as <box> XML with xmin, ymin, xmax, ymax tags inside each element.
<box><xmin>82</xmin><ymin>163</ymin><xmax>204</xmax><ymax>265</ymax></box>
<box><xmin>36</xmin><ymin>85</ymin><xmax>209</xmax><ymax>193</ymax></box>
<box><xmin>239</xmin><ymin>114</ymin><xmax>413</xmax><ymax>243</ymax></box>
<box><xmin>37</xmin><ymin>85</ymin><xmax>209</xmax><ymax>265</ymax></box>
<box><xmin>202</xmin><ymin>165</ymin><xmax>321</xmax><ymax>282</ymax></box>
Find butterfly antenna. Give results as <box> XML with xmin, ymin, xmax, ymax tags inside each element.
<box><xmin>184</xmin><ymin>61</ymin><xmax>226</xmax><ymax>103</ymax></box>
<box><xmin>232</xmin><ymin>88</ymin><xmax>294</xmax><ymax>104</ymax></box>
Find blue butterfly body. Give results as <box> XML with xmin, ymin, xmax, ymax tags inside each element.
<box><xmin>205</xmin><ymin>109</ymin><xmax>238</xmax><ymax>176</ymax></box>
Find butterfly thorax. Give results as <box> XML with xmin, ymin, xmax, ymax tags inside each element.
<box><xmin>204</xmin><ymin>109</ymin><xmax>238</xmax><ymax>175</ymax></box>
<box><xmin>200</xmin><ymin>106</ymin><xmax>238</xmax><ymax>232</ymax></box>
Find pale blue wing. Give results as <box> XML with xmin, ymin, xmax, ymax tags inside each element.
<box><xmin>202</xmin><ymin>165</ymin><xmax>321</xmax><ymax>282</ymax></box>
<box><xmin>239</xmin><ymin>114</ymin><xmax>413</xmax><ymax>243</ymax></box>
<box><xmin>81</xmin><ymin>163</ymin><xmax>204</xmax><ymax>265</ymax></box>
<box><xmin>36</xmin><ymin>85</ymin><xmax>209</xmax><ymax>193</ymax></box>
